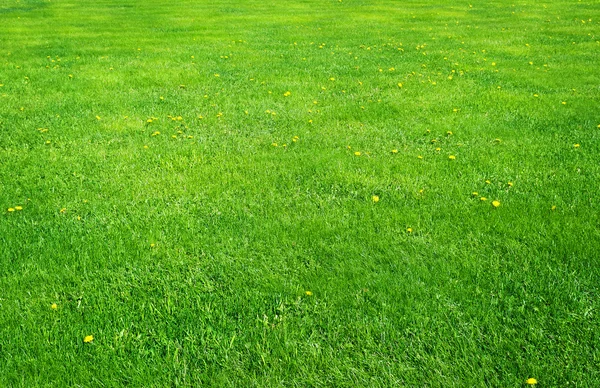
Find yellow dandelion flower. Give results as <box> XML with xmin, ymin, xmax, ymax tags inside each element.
<box><xmin>272</xmin><ymin>143</ymin><xmax>278</xmax><ymax>147</ymax></box>
<box><xmin>492</xmin><ymin>200</ymin><xmax>501</xmax><ymax>208</ymax></box>
<box><xmin>391</xmin><ymin>149</ymin><xmax>398</xmax><ymax>154</ymax></box>
<box><xmin>95</xmin><ymin>116</ymin><xmax>101</xmax><ymax>120</ymax></box>
<box><xmin>143</xmin><ymin>145</ymin><xmax>149</xmax><ymax>149</ymax></box>
<box><xmin>480</xmin><ymin>197</ymin><xmax>487</xmax><ymax>201</ymax></box>
<box><xmin>51</xmin><ymin>303</ymin><xmax>58</xmax><ymax>310</ymax></box>
<box><xmin>15</xmin><ymin>206</ymin><xmax>22</xmax><ymax>211</ymax></box>
<box><xmin>472</xmin><ymin>192</ymin><xmax>478</xmax><ymax>197</ymax></box>
<box><xmin>551</xmin><ymin>205</ymin><xmax>557</xmax><ymax>211</ymax></box>
<box><xmin>526</xmin><ymin>378</ymin><xmax>537</xmax><ymax>385</ymax></box>
<box><xmin>329</xmin><ymin>77</ymin><xmax>335</xmax><ymax>81</ymax></box>
<box><xmin>574</xmin><ymin>143</ymin><xmax>580</xmax><ymax>148</ymax></box>
<box><xmin>406</xmin><ymin>227</ymin><xmax>413</xmax><ymax>233</ymax></box>
<box><xmin>60</xmin><ymin>208</ymin><xmax>67</xmax><ymax>213</ymax></box>
<box><xmin>448</xmin><ymin>155</ymin><xmax>456</xmax><ymax>160</ymax></box>
<box><xmin>446</xmin><ymin>131</ymin><xmax>453</xmax><ymax>136</ymax></box>
<box><xmin>372</xmin><ymin>195</ymin><xmax>380</xmax><ymax>203</ymax></box>
<box><xmin>354</xmin><ymin>151</ymin><xmax>361</xmax><ymax>156</ymax></box>
<box><xmin>397</xmin><ymin>83</ymin><xmax>403</xmax><ymax>88</ymax></box>
<box><xmin>561</xmin><ymin>101</ymin><xmax>566</xmax><ymax>105</ymax></box>
<box><xmin>150</xmin><ymin>243</ymin><xmax>156</xmax><ymax>248</ymax></box>
<box><xmin>305</xmin><ymin>291</ymin><xmax>313</xmax><ymax>296</ymax></box>
<box><xmin>417</xmin><ymin>155</ymin><xmax>423</xmax><ymax>159</ymax></box>
<box><xmin>507</xmin><ymin>182</ymin><xmax>513</xmax><ymax>187</ymax></box>
<box><xmin>283</xmin><ymin>91</ymin><xmax>291</xmax><ymax>97</ymax></box>
<box><xmin>8</xmin><ymin>208</ymin><xmax>15</xmax><ymax>212</ymax></box>
<box><xmin>485</xmin><ymin>180</ymin><xmax>491</xmax><ymax>184</ymax></box>
<box><xmin>435</xmin><ymin>147</ymin><xmax>441</xmax><ymax>151</ymax></box>
<box><xmin>83</xmin><ymin>335</ymin><xmax>94</xmax><ymax>343</ymax></box>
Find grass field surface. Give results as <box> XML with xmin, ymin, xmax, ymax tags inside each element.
<box><xmin>1</xmin><ymin>0</ymin><xmax>599</xmax><ymax>386</ymax></box>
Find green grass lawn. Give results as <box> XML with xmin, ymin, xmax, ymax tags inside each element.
<box><xmin>1</xmin><ymin>0</ymin><xmax>599</xmax><ymax>386</ymax></box>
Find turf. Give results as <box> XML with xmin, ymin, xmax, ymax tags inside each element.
<box><xmin>1</xmin><ymin>0</ymin><xmax>599</xmax><ymax>386</ymax></box>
